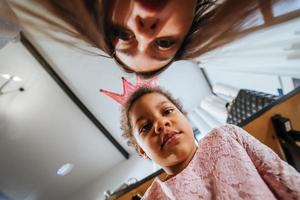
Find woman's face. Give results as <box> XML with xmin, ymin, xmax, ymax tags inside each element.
<box><xmin>109</xmin><ymin>0</ymin><xmax>197</xmax><ymax>73</ymax></box>
<box><xmin>129</xmin><ymin>92</ymin><xmax>196</xmax><ymax>168</ymax></box>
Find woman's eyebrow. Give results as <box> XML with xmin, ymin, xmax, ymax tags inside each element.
<box><xmin>115</xmin><ymin>48</ymin><xmax>134</xmax><ymax>56</ymax></box>
<box><xmin>150</xmin><ymin>53</ymin><xmax>171</xmax><ymax>62</ymax></box>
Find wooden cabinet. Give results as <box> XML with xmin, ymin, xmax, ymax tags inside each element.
<box><xmin>241</xmin><ymin>88</ymin><xmax>300</xmax><ymax>160</ymax></box>
<box><xmin>116</xmin><ymin>172</ymin><xmax>166</xmax><ymax>200</ymax></box>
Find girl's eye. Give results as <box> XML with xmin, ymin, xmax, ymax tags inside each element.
<box><xmin>155</xmin><ymin>38</ymin><xmax>175</xmax><ymax>49</ymax></box>
<box><xmin>112</xmin><ymin>27</ymin><xmax>135</xmax><ymax>41</ymax></box>
<box><xmin>139</xmin><ymin>123</ymin><xmax>152</xmax><ymax>134</ymax></box>
<box><xmin>163</xmin><ymin>108</ymin><xmax>174</xmax><ymax>115</ymax></box>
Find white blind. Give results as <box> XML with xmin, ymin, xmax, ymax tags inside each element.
<box><xmin>196</xmin><ymin>17</ymin><xmax>300</xmax><ymax>77</ymax></box>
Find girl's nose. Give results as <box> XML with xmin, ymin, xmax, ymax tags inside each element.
<box><xmin>155</xmin><ymin>118</ymin><xmax>171</xmax><ymax>134</ymax></box>
<box><xmin>135</xmin><ymin>16</ymin><xmax>159</xmax><ymax>37</ymax></box>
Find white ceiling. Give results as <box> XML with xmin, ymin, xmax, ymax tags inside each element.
<box><xmin>0</xmin><ymin>42</ymin><xmax>124</xmax><ymax>200</ymax></box>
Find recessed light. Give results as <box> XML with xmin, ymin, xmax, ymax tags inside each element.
<box><xmin>1</xmin><ymin>74</ymin><xmax>11</xmax><ymax>80</ymax></box>
<box><xmin>12</xmin><ymin>76</ymin><xmax>22</xmax><ymax>82</ymax></box>
<box><xmin>57</xmin><ymin>163</ymin><xmax>74</xmax><ymax>176</ymax></box>
<box><xmin>0</xmin><ymin>74</ymin><xmax>22</xmax><ymax>81</ymax></box>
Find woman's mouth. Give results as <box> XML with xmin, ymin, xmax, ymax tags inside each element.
<box><xmin>135</xmin><ymin>0</ymin><xmax>169</xmax><ymax>13</ymax></box>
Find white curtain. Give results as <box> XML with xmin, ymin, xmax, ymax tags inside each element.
<box><xmin>197</xmin><ymin>17</ymin><xmax>300</xmax><ymax>77</ymax></box>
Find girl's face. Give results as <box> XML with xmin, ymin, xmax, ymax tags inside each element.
<box><xmin>109</xmin><ymin>0</ymin><xmax>197</xmax><ymax>73</ymax></box>
<box><xmin>129</xmin><ymin>93</ymin><xmax>196</xmax><ymax>168</ymax></box>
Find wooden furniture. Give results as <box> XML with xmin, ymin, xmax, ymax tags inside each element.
<box><xmin>111</xmin><ymin>87</ymin><xmax>300</xmax><ymax>200</ymax></box>
<box><xmin>116</xmin><ymin>171</ymin><xmax>166</xmax><ymax>200</ymax></box>
<box><xmin>240</xmin><ymin>87</ymin><xmax>300</xmax><ymax>160</ymax></box>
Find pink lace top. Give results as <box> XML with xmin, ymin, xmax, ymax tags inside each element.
<box><xmin>142</xmin><ymin>125</ymin><xmax>300</xmax><ymax>200</ymax></box>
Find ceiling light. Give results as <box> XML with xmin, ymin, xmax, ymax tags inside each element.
<box><xmin>57</xmin><ymin>163</ymin><xmax>74</xmax><ymax>176</ymax></box>
<box><xmin>1</xmin><ymin>74</ymin><xmax>11</xmax><ymax>80</ymax></box>
<box><xmin>12</xmin><ymin>76</ymin><xmax>22</xmax><ymax>82</ymax></box>
<box><xmin>0</xmin><ymin>74</ymin><xmax>22</xmax><ymax>81</ymax></box>
<box><xmin>0</xmin><ymin>73</ymin><xmax>24</xmax><ymax>96</ymax></box>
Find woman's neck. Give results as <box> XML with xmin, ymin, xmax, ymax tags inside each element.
<box><xmin>163</xmin><ymin>144</ymin><xmax>198</xmax><ymax>179</ymax></box>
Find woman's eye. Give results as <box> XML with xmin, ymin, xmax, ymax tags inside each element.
<box><xmin>140</xmin><ymin>123</ymin><xmax>152</xmax><ymax>134</ymax></box>
<box><xmin>112</xmin><ymin>27</ymin><xmax>134</xmax><ymax>41</ymax></box>
<box><xmin>155</xmin><ymin>38</ymin><xmax>175</xmax><ymax>49</ymax></box>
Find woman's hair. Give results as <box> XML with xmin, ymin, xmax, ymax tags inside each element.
<box><xmin>120</xmin><ymin>86</ymin><xmax>186</xmax><ymax>152</ymax></box>
<box><xmin>11</xmin><ymin>0</ymin><xmax>297</xmax><ymax>77</ymax></box>
<box><xmin>175</xmin><ymin>0</ymin><xmax>299</xmax><ymax>60</ymax></box>
<box><xmin>10</xmin><ymin>0</ymin><xmax>113</xmax><ymax>56</ymax></box>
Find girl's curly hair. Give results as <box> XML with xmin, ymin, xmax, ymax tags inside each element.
<box><xmin>120</xmin><ymin>86</ymin><xmax>186</xmax><ymax>153</ymax></box>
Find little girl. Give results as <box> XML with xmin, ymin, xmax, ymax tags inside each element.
<box><xmin>120</xmin><ymin>86</ymin><xmax>300</xmax><ymax>200</ymax></box>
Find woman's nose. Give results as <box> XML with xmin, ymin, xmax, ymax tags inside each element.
<box><xmin>135</xmin><ymin>16</ymin><xmax>159</xmax><ymax>37</ymax></box>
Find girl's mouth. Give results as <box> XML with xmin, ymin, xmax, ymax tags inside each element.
<box><xmin>135</xmin><ymin>0</ymin><xmax>169</xmax><ymax>13</ymax></box>
<box><xmin>161</xmin><ymin>131</ymin><xmax>181</xmax><ymax>149</ymax></box>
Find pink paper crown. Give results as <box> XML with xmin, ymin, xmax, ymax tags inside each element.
<box><xmin>100</xmin><ymin>75</ymin><xmax>158</xmax><ymax>105</ymax></box>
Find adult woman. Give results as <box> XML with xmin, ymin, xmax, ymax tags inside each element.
<box><xmin>14</xmin><ymin>0</ymin><xmax>300</xmax><ymax>76</ymax></box>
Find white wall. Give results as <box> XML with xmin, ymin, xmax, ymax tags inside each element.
<box><xmin>204</xmin><ymin>68</ymin><xmax>299</xmax><ymax>96</ymax></box>
<box><xmin>159</xmin><ymin>60</ymin><xmax>212</xmax><ymax>112</ymax></box>
<box><xmin>204</xmin><ymin>68</ymin><xmax>282</xmax><ymax>95</ymax></box>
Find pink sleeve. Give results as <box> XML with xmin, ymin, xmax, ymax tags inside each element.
<box><xmin>227</xmin><ymin>125</ymin><xmax>300</xmax><ymax>199</ymax></box>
